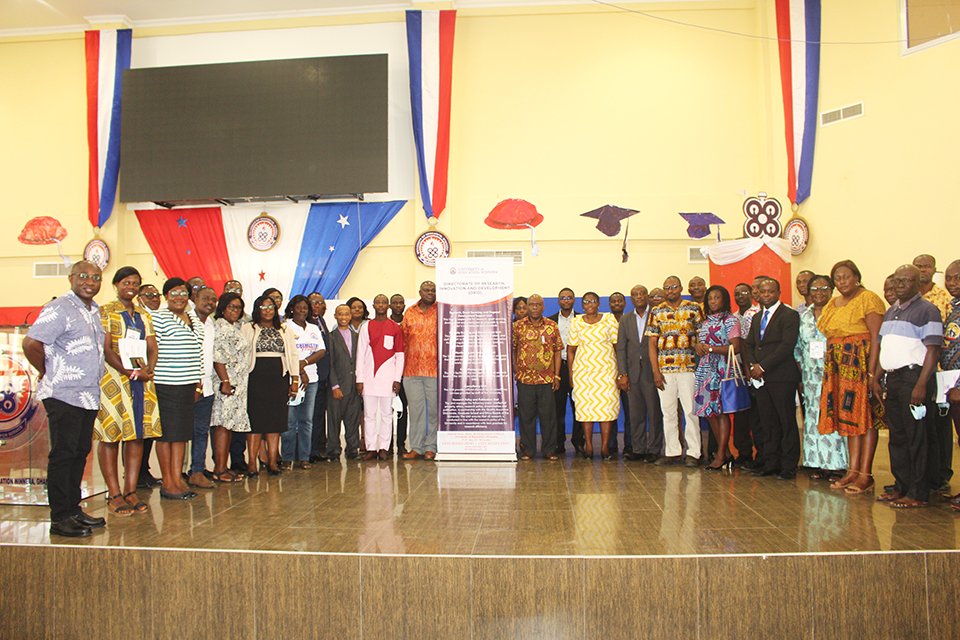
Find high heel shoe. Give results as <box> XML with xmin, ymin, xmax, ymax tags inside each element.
<box><xmin>703</xmin><ymin>459</ymin><xmax>731</xmax><ymax>471</ymax></box>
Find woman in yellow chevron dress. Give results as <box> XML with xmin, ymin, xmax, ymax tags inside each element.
<box><xmin>95</xmin><ymin>266</ymin><xmax>162</xmax><ymax>516</ymax></box>
<box><xmin>568</xmin><ymin>292</ymin><xmax>620</xmax><ymax>459</ymax></box>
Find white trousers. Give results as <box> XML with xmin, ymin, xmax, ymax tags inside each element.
<box><xmin>363</xmin><ymin>394</ymin><xmax>394</xmax><ymax>452</ymax></box>
<box><xmin>657</xmin><ymin>372</ymin><xmax>700</xmax><ymax>459</ymax></box>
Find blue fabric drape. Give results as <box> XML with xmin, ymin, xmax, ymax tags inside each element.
<box><xmin>290</xmin><ymin>201</ymin><xmax>406</xmax><ymax>298</ymax></box>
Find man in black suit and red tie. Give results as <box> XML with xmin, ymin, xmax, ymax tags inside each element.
<box><xmin>743</xmin><ymin>277</ymin><xmax>801</xmax><ymax>479</ymax></box>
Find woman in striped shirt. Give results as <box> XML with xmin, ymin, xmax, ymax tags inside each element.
<box><xmin>153</xmin><ymin>278</ymin><xmax>204</xmax><ymax>500</ymax></box>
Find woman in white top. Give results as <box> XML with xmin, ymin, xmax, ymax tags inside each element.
<box><xmin>281</xmin><ymin>295</ymin><xmax>326</xmax><ymax>470</ymax></box>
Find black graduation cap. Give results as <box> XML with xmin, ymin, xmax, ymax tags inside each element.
<box><xmin>580</xmin><ymin>205</ymin><xmax>640</xmax><ymax>263</ymax></box>
<box><xmin>678</xmin><ymin>212</ymin><xmax>725</xmax><ymax>239</ymax></box>
<box><xmin>581</xmin><ymin>205</ymin><xmax>639</xmax><ymax>237</ymax></box>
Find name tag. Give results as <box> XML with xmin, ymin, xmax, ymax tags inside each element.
<box><xmin>383</xmin><ymin>335</ymin><xmax>394</xmax><ymax>350</ymax></box>
<box><xmin>809</xmin><ymin>340</ymin><xmax>826</xmax><ymax>360</ymax></box>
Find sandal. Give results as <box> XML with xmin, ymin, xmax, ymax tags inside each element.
<box><xmin>830</xmin><ymin>471</ymin><xmax>857</xmax><ymax>490</ymax></box>
<box><xmin>107</xmin><ymin>493</ymin><xmax>135</xmax><ymax>517</ymax></box>
<box><xmin>278</xmin><ymin>461</ymin><xmax>292</xmax><ymax>471</ymax></box>
<box><xmin>297</xmin><ymin>461</ymin><xmax>312</xmax><ymax>470</ymax></box>
<box><xmin>809</xmin><ymin>469</ymin><xmax>828</xmax><ymax>480</ymax></box>
<box><xmin>123</xmin><ymin>491</ymin><xmax>149</xmax><ymax>513</ymax></box>
<box><xmin>876</xmin><ymin>490</ymin><xmax>903</xmax><ymax>502</ymax></box>
<box><xmin>890</xmin><ymin>497</ymin><xmax>928</xmax><ymax>509</ymax></box>
<box><xmin>212</xmin><ymin>470</ymin><xmax>244</xmax><ymax>483</ymax></box>
<box><xmin>844</xmin><ymin>473</ymin><xmax>875</xmax><ymax>494</ymax></box>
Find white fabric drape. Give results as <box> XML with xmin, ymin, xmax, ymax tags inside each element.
<box><xmin>699</xmin><ymin>237</ymin><xmax>792</xmax><ymax>266</ymax></box>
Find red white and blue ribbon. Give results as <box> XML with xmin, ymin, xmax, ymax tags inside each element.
<box><xmin>776</xmin><ymin>0</ymin><xmax>820</xmax><ymax>206</ymax></box>
<box><xmin>85</xmin><ymin>28</ymin><xmax>132</xmax><ymax>229</ymax></box>
<box><xmin>406</xmin><ymin>10</ymin><xmax>456</xmax><ymax>221</ymax></box>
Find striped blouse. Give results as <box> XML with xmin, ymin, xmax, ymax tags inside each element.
<box><xmin>153</xmin><ymin>308</ymin><xmax>204</xmax><ymax>385</ymax></box>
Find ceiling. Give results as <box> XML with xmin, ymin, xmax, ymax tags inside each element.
<box><xmin>1</xmin><ymin>0</ymin><xmax>416</xmax><ymax>34</ymax></box>
<box><xmin>0</xmin><ymin>0</ymin><xmax>701</xmax><ymax>35</ymax></box>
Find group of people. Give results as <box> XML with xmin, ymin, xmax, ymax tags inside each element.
<box><xmin>23</xmin><ymin>252</ymin><xmax>960</xmax><ymax>537</ymax></box>
<box><xmin>512</xmin><ymin>256</ymin><xmax>960</xmax><ymax>512</ymax></box>
<box><xmin>25</xmin><ymin>265</ymin><xmax>441</xmax><ymax>537</ymax></box>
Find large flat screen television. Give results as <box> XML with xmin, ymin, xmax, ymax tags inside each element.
<box><xmin>119</xmin><ymin>54</ymin><xmax>388</xmax><ymax>204</ymax></box>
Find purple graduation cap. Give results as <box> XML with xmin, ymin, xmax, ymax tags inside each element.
<box><xmin>678</xmin><ymin>212</ymin><xmax>725</xmax><ymax>240</ymax></box>
<box><xmin>580</xmin><ymin>204</ymin><xmax>640</xmax><ymax>262</ymax></box>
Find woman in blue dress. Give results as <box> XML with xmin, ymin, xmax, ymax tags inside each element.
<box><xmin>693</xmin><ymin>285</ymin><xmax>742</xmax><ymax>470</ymax></box>
<box><xmin>795</xmin><ymin>274</ymin><xmax>849</xmax><ymax>480</ymax></box>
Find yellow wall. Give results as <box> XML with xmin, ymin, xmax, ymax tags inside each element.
<box><xmin>1</xmin><ymin>0</ymin><xmax>957</xmax><ymax>310</ymax></box>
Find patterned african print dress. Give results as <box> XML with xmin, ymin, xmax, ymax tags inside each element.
<box><xmin>95</xmin><ymin>300</ymin><xmax>162</xmax><ymax>442</ymax></box>
<box><xmin>817</xmin><ymin>289</ymin><xmax>886</xmax><ymax>437</ymax></box>
<box><xmin>795</xmin><ymin>306</ymin><xmax>848</xmax><ymax>470</ymax></box>
<box><xmin>568</xmin><ymin>314</ymin><xmax>619</xmax><ymax>422</ymax></box>
<box><xmin>693</xmin><ymin>312</ymin><xmax>740</xmax><ymax>418</ymax></box>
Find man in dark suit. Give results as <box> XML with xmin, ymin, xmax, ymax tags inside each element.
<box><xmin>743</xmin><ymin>278</ymin><xmax>801</xmax><ymax>479</ymax></box>
<box><xmin>324</xmin><ymin>304</ymin><xmax>362</xmax><ymax>460</ymax></box>
<box><xmin>548</xmin><ymin>288</ymin><xmax>583</xmax><ymax>455</ymax></box>
<box><xmin>308</xmin><ymin>293</ymin><xmax>332</xmax><ymax>463</ymax></box>
<box><xmin>616</xmin><ymin>284</ymin><xmax>664</xmax><ymax>462</ymax></box>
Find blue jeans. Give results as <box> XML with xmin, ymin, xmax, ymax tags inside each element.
<box><xmin>282</xmin><ymin>381</ymin><xmax>317</xmax><ymax>462</ymax></box>
<box><xmin>190</xmin><ymin>394</ymin><xmax>214</xmax><ymax>475</ymax></box>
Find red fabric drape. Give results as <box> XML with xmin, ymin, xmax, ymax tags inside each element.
<box><xmin>135</xmin><ymin>208</ymin><xmax>233</xmax><ymax>295</ymax></box>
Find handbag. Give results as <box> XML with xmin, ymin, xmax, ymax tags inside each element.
<box><xmin>720</xmin><ymin>347</ymin><xmax>751</xmax><ymax>414</ymax></box>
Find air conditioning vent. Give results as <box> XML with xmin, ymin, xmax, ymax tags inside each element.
<box><xmin>465</xmin><ymin>249</ymin><xmax>524</xmax><ymax>266</ymax></box>
<box><xmin>688</xmin><ymin>247</ymin><xmax>708</xmax><ymax>264</ymax></box>
<box><xmin>821</xmin><ymin>102</ymin><xmax>864</xmax><ymax>126</ymax></box>
<box><xmin>34</xmin><ymin>262</ymin><xmax>71</xmax><ymax>277</ymax></box>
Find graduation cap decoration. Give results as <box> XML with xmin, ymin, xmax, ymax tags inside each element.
<box><xmin>484</xmin><ymin>198</ymin><xmax>544</xmax><ymax>256</ymax></box>
<box><xmin>580</xmin><ymin>205</ymin><xmax>640</xmax><ymax>263</ymax></box>
<box><xmin>678</xmin><ymin>212</ymin><xmax>725</xmax><ymax>241</ymax></box>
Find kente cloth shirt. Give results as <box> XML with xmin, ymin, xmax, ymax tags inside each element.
<box><xmin>513</xmin><ymin>316</ymin><xmax>564</xmax><ymax>385</ymax></box>
<box><xmin>923</xmin><ymin>283</ymin><xmax>953</xmax><ymax>323</ymax></box>
<box><xmin>645</xmin><ymin>301</ymin><xmax>704</xmax><ymax>374</ymax></box>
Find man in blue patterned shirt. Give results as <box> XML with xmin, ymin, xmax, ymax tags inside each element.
<box><xmin>23</xmin><ymin>261</ymin><xmax>106</xmax><ymax>538</ymax></box>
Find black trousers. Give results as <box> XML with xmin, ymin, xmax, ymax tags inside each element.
<box><xmin>756</xmin><ymin>381</ymin><xmax>800</xmax><ymax>472</ymax></box>
<box><xmin>554</xmin><ymin>359</ymin><xmax>582</xmax><ymax>452</ymax></box>
<box><xmin>933</xmin><ymin>404</ymin><xmax>954</xmax><ymax>487</ymax></box>
<box><xmin>518</xmin><ymin>382</ymin><xmax>558</xmax><ymax>454</ymax></box>
<box><xmin>44</xmin><ymin>398</ymin><xmax>97</xmax><ymax>523</ymax></box>
<box><xmin>625</xmin><ymin>374</ymin><xmax>664</xmax><ymax>456</ymax></box>
<box><xmin>138</xmin><ymin>438</ymin><xmax>156</xmax><ymax>478</ymax></box>
<box><xmin>309</xmin><ymin>379</ymin><xmax>329</xmax><ymax>458</ymax></box>
<box><xmin>887</xmin><ymin>368</ymin><xmax>937</xmax><ymax>502</ymax></box>
<box><xmin>326</xmin><ymin>388</ymin><xmax>361</xmax><ymax>456</ymax></box>
<box><xmin>733</xmin><ymin>388</ymin><xmax>761</xmax><ymax>462</ymax></box>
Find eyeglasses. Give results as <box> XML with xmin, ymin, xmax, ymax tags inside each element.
<box><xmin>663</xmin><ymin>285</ymin><xmax>680</xmax><ymax>290</ymax></box>
<box><xmin>583</xmin><ymin>299</ymin><xmax>600</xmax><ymax>305</ymax></box>
<box><xmin>73</xmin><ymin>273</ymin><xmax>102</xmax><ymax>282</ymax></box>
<box><xmin>140</xmin><ymin>292</ymin><xmax>160</xmax><ymax>299</ymax></box>
<box><xmin>259</xmin><ymin>305</ymin><xmax>275</xmax><ymax>310</ymax></box>
<box><xmin>191</xmin><ymin>284</ymin><xmax>205</xmax><ymax>290</ymax></box>
<box><xmin>226</xmin><ymin>304</ymin><xmax>243</xmax><ymax>311</ymax></box>
<box><xmin>225</xmin><ymin>288</ymin><xmax>241</xmax><ymax>294</ymax></box>
<box><xmin>808</xmin><ymin>286</ymin><xmax>831</xmax><ymax>292</ymax></box>
<box><xmin>559</xmin><ymin>296</ymin><xmax>574</xmax><ymax>301</ymax></box>
<box><xmin>168</xmin><ymin>291</ymin><xmax>189</xmax><ymax>298</ymax></box>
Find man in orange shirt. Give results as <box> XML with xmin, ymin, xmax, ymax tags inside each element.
<box><xmin>402</xmin><ymin>281</ymin><xmax>439</xmax><ymax>460</ymax></box>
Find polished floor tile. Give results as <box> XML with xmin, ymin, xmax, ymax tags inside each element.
<box><xmin>3</xmin><ymin>440</ymin><xmax>960</xmax><ymax>558</ymax></box>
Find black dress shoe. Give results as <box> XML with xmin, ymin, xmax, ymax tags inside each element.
<box><xmin>655</xmin><ymin>456</ymin><xmax>682</xmax><ymax>466</ymax></box>
<box><xmin>624</xmin><ymin>452</ymin><xmax>644</xmax><ymax>461</ymax></box>
<box><xmin>645</xmin><ymin>453</ymin><xmax>659</xmax><ymax>463</ymax></box>
<box><xmin>137</xmin><ymin>474</ymin><xmax>161</xmax><ymax>489</ymax></box>
<box><xmin>751</xmin><ymin>467</ymin><xmax>779</xmax><ymax>477</ymax></box>
<box><xmin>51</xmin><ymin>518</ymin><xmax>93</xmax><ymax>538</ymax></box>
<box><xmin>574</xmin><ymin>445</ymin><xmax>586</xmax><ymax>458</ymax></box>
<box><xmin>345</xmin><ymin>450</ymin><xmax>359</xmax><ymax>460</ymax></box>
<box><xmin>684</xmin><ymin>456</ymin><xmax>700</xmax><ymax>468</ymax></box>
<box><xmin>777</xmin><ymin>469</ymin><xmax>797</xmax><ymax>480</ymax></box>
<box><xmin>268</xmin><ymin>467</ymin><xmax>282</xmax><ymax>476</ymax></box>
<box><xmin>160</xmin><ymin>488</ymin><xmax>192</xmax><ymax>500</ymax></box>
<box><xmin>743</xmin><ymin>459</ymin><xmax>766</xmax><ymax>471</ymax></box>
<box><xmin>309</xmin><ymin>455</ymin><xmax>323</xmax><ymax>464</ymax></box>
<box><xmin>73</xmin><ymin>512</ymin><xmax>106</xmax><ymax>529</ymax></box>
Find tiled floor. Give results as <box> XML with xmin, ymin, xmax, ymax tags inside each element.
<box><xmin>2</xmin><ymin>435</ymin><xmax>959</xmax><ymax>555</ymax></box>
